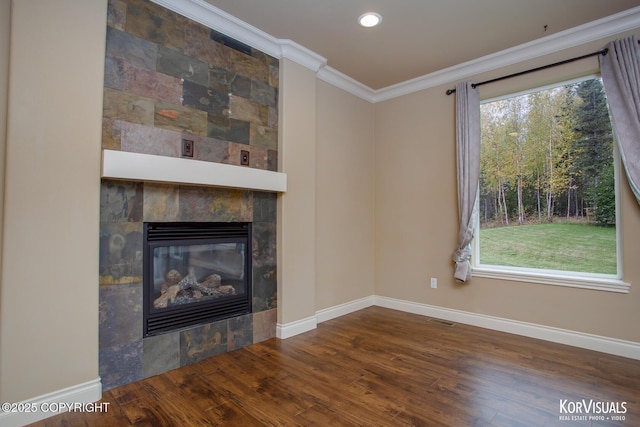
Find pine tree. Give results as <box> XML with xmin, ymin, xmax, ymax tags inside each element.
<box><xmin>573</xmin><ymin>79</ymin><xmax>614</xmax><ymax>223</ymax></box>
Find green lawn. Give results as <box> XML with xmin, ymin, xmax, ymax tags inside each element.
<box><xmin>478</xmin><ymin>222</ymin><xmax>617</xmax><ymax>274</ymax></box>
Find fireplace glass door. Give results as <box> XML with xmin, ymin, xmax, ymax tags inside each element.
<box><xmin>143</xmin><ymin>222</ymin><xmax>251</xmax><ymax>336</ymax></box>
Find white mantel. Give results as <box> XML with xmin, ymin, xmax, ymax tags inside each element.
<box><xmin>101</xmin><ymin>149</ymin><xmax>287</xmax><ymax>193</ymax></box>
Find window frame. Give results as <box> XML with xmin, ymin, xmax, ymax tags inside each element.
<box><xmin>471</xmin><ymin>74</ymin><xmax>629</xmax><ymax>293</ymax></box>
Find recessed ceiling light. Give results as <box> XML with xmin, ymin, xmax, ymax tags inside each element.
<box><xmin>358</xmin><ymin>12</ymin><xmax>382</xmax><ymax>28</ymax></box>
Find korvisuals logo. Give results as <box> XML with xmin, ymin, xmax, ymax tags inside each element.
<box><xmin>559</xmin><ymin>399</ymin><xmax>627</xmax><ymax>414</ymax></box>
<box><xmin>558</xmin><ymin>399</ymin><xmax>627</xmax><ymax>422</ymax></box>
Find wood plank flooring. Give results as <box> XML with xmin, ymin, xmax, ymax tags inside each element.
<box><xmin>29</xmin><ymin>306</ymin><xmax>640</xmax><ymax>426</ymax></box>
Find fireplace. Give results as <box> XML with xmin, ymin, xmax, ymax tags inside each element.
<box><xmin>143</xmin><ymin>222</ymin><xmax>252</xmax><ymax>336</ymax></box>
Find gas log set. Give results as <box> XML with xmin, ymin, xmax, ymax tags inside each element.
<box><xmin>153</xmin><ymin>268</ymin><xmax>237</xmax><ymax>309</ymax></box>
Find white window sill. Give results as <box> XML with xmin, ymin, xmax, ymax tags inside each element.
<box><xmin>472</xmin><ymin>266</ymin><xmax>630</xmax><ymax>293</ymax></box>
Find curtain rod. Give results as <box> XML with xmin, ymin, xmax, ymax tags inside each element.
<box><xmin>445</xmin><ymin>48</ymin><xmax>609</xmax><ymax>95</ymax></box>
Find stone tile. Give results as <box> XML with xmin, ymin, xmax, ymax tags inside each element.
<box><xmin>228</xmin><ymin>142</ymin><xmax>268</xmax><ymax>170</ymax></box>
<box><xmin>269</xmin><ymin>64</ymin><xmax>279</xmax><ymax>89</ymax></box>
<box><xmin>180</xmin><ymin>321</ymin><xmax>227</xmax><ymax>366</ymax></box>
<box><xmin>252</xmin><ymin>222</ymin><xmax>277</xmax><ymax>312</ymax></box>
<box><xmin>227</xmin><ymin>314</ymin><xmax>253</xmax><ymax>351</ymax></box>
<box><xmin>229</xmin><ymin>49</ymin><xmax>270</xmax><ymax>85</ymax></box>
<box><xmin>102</xmin><ymin>118</ymin><xmax>122</xmax><ymax>150</ymax></box>
<box><xmin>251</xmin><ymin>50</ymin><xmax>279</xmax><ymax>70</ymax></box>
<box><xmin>177</xmin><ymin>186</ymin><xmax>253</xmax><ymax>222</ymax></box>
<box><xmin>143</xmin><ymin>183</ymin><xmax>180</xmax><ymax>222</ymax></box>
<box><xmin>105</xmin><ymin>27</ymin><xmax>157</xmax><ymax>71</ymax></box>
<box><xmin>253</xmin><ymin>192</ymin><xmax>277</xmax><ymax>223</ymax></box>
<box><xmin>229</xmin><ymin>95</ymin><xmax>268</xmax><ymax>126</ymax></box>
<box><xmin>107</xmin><ymin>0</ymin><xmax>127</xmax><ymax>31</ymax></box>
<box><xmin>252</xmin><ymin>264</ymin><xmax>277</xmax><ymax>312</ymax></box>
<box><xmin>267</xmin><ymin>149</ymin><xmax>278</xmax><ymax>172</ymax></box>
<box><xmin>253</xmin><ymin>308</ymin><xmax>276</xmax><ymax>344</ymax></box>
<box><xmin>184</xmin><ymin>21</ymin><xmax>230</xmax><ymax>69</ymax></box>
<box><xmin>229</xmin><ymin>73</ymin><xmax>251</xmax><ymax>99</ymax></box>
<box><xmin>268</xmin><ymin>106</ymin><xmax>278</xmax><ymax>129</ymax></box>
<box><xmin>143</xmin><ymin>332</ymin><xmax>180</xmax><ymax>378</ymax></box>
<box><xmin>157</xmin><ymin>46</ymin><xmax>209</xmax><ymax>87</ymax></box>
<box><xmin>99</xmin><ymin>282</ymin><xmax>143</xmax><ymax>348</ymax></box>
<box><xmin>250</xmin><ymin>124</ymin><xmax>278</xmax><ymax>151</ymax></box>
<box><xmin>207</xmin><ymin>118</ymin><xmax>250</xmax><ymax>145</ymax></box>
<box><xmin>121</xmin><ymin>121</ymin><xmax>181</xmax><ymax>157</ymax></box>
<box><xmin>182</xmin><ymin>80</ymin><xmax>229</xmax><ymax>116</ymax></box>
<box><xmin>122</xmin><ymin>63</ymin><xmax>183</xmax><ymax>104</ymax></box>
<box><xmin>252</xmin><ymin>221</ymin><xmax>276</xmax><ymax>268</ymax></box>
<box><xmin>103</xmin><ymin>88</ymin><xmax>155</xmax><ymax>126</ymax></box>
<box><xmin>190</xmin><ymin>134</ymin><xmax>229</xmax><ymax>164</ymax></box>
<box><xmin>206</xmin><ymin>115</ymin><xmax>229</xmax><ymax>141</ymax></box>
<box><xmin>100</xmin><ymin>179</ymin><xmax>143</xmax><ymax>223</ymax></box>
<box><xmin>228</xmin><ymin>119</ymin><xmax>251</xmax><ymax>145</ymax></box>
<box><xmin>154</xmin><ymin>101</ymin><xmax>208</xmax><ymax>136</ymax></box>
<box><xmin>210</xmin><ymin>29</ymin><xmax>252</xmax><ymax>56</ymax></box>
<box><xmin>251</xmin><ymin>80</ymin><xmax>277</xmax><ymax>108</ymax></box>
<box><xmin>206</xmin><ymin>116</ymin><xmax>250</xmax><ymax>145</ymax></box>
<box><xmin>248</xmin><ymin>146</ymin><xmax>269</xmax><ymax>170</ymax></box>
<box><xmin>99</xmin><ymin>222</ymin><xmax>143</xmax><ymax>285</ymax></box>
<box><xmin>104</xmin><ymin>57</ymin><xmax>125</xmax><ymax>90</ymax></box>
<box><xmin>209</xmin><ymin>67</ymin><xmax>232</xmax><ymax>87</ymax></box>
<box><xmin>124</xmin><ymin>0</ymin><xmax>186</xmax><ymax>51</ymax></box>
<box><xmin>100</xmin><ymin>340</ymin><xmax>143</xmax><ymax>391</ymax></box>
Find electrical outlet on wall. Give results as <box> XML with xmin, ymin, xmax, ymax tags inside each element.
<box><xmin>240</xmin><ymin>150</ymin><xmax>250</xmax><ymax>166</ymax></box>
<box><xmin>430</xmin><ymin>277</ymin><xmax>437</xmax><ymax>289</ymax></box>
<box><xmin>181</xmin><ymin>139</ymin><xmax>194</xmax><ymax>157</ymax></box>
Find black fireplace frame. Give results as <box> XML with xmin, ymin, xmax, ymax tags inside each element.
<box><xmin>142</xmin><ymin>222</ymin><xmax>252</xmax><ymax>337</ymax></box>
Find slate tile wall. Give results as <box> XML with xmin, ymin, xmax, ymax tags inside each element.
<box><xmin>103</xmin><ymin>0</ymin><xmax>279</xmax><ymax>169</ymax></box>
<box><xmin>99</xmin><ymin>0</ymin><xmax>279</xmax><ymax>391</ymax></box>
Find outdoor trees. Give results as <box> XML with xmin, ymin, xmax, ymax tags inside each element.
<box><xmin>479</xmin><ymin>78</ymin><xmax>615</xmax><ymax>227</ymax></box>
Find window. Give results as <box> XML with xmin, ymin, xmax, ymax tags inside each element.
<box><xmin>474</xmin><ymin>76</ymin><xmax>628</xmax><ymax>292</ymax></box>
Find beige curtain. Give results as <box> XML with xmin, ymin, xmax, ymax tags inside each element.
<box><xmin>452</xmin><ymin>82</ymin><xmax>481</xmax><ymax>282</ymax></box>
<box><xmin>600</xmin><ymin>35</ymin><xmax>640</xmax><ymax>204</ymax></box>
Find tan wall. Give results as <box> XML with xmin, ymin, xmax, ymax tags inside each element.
<box><xmin>315</xmin><ymin>81</ymin><xmax>375</xmax><ymax>311</ymax></box>
<box><xmin>0</xmin><ymin>0</ymin><xmax>106</xmax><ymax>402</ymax></box>
<box><xmin>278</xmin><ymin>59</ymin><xmax>317</xmax><ymax>324</ymax></box>
<box><xmin>0</xmin><ymin>0</ymin><xmax>637</xmax><ymax>408</ymax></box>
<box><xmin>0</xmin><ymin>0</ymin><xmax>9</xmax><ymax>297</ymax></box>
<box><xmin>374</xmin><ymin>33</ymin><xmax>640</xmax><ymax>343</ymax></box>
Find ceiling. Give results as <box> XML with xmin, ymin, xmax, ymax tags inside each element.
<box><xmin>202</xmin><ymin>0</ymin><xmax>640</xmax><ymax>89</ymax></box>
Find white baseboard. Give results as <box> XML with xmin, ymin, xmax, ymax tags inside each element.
<box><xmin>373</xmin><ymin>295</ymin><xmax>640</xmax><ymax>360</ymax></box>
<box><xmin>276</xmin><ymin>315</ymin><xmax>317</xmax><ymax>339</ymax></box>
<box><xmin>276</xmin><ymin>294</ymin><xmax>640</xmax><ymax>360</ymax></box>
<box><xmin>315</xmin><ymin>296</ymin><xmax>374</xmax><ymax>323</ymax></box>
<box><xmin>276</xmin><ymin>296</ymin><xmax>375</xmax><ymax>339</ymax></box>
<box><xmin>0</xmin><ymin>378</ymin><xmax>102</xmax><ymax>427</ymax></box>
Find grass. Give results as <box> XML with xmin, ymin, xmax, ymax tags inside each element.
<box><xmin>478</xmin><ymin>222</ymin><xmax>617</xmax><ymax>275</ymax></box>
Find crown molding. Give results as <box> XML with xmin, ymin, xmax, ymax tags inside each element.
<box><xmin>317</xmin><ymin>66</ymin><xmax>376</xmax><ymax>102</ymax></box>
<box><xmin>372</xmin><ymin>6</ymin><xmax>640</xmax><ymax>102</ymax></box>
<box><xmin>279</xmin><ymin>39</ymin><xmax>327</xmax><ymax>72</ymax></box>
<box><xmin>152</xmin><ymin>1</ymin><xmax>640</xmax><ymax>103</ymax></box>
<box><xmin>151</xmin><ymin>0</ymin><xmax>326</xmax><ymax>72</ymax></box>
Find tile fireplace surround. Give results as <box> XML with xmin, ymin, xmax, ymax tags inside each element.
<box><xmin>99</xmin><ymin>180</ymin><xmax>278</xmax><ymax>390</ymax></box>
<box><xmin>99</xmin><ymin>0</ymin><xmax>280</xmax><ymax>391</ymax></box>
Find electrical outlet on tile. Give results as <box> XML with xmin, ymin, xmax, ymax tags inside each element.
<box><xmin>430</xmin><ymin>277</ymin><xmax>437</xmax><ymax>289</ymax></box>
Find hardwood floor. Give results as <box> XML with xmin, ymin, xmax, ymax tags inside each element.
<box><xmin>29</xmin><ymin>307</ymin><xmax>640</xmax><ymax>426</ymax></box>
